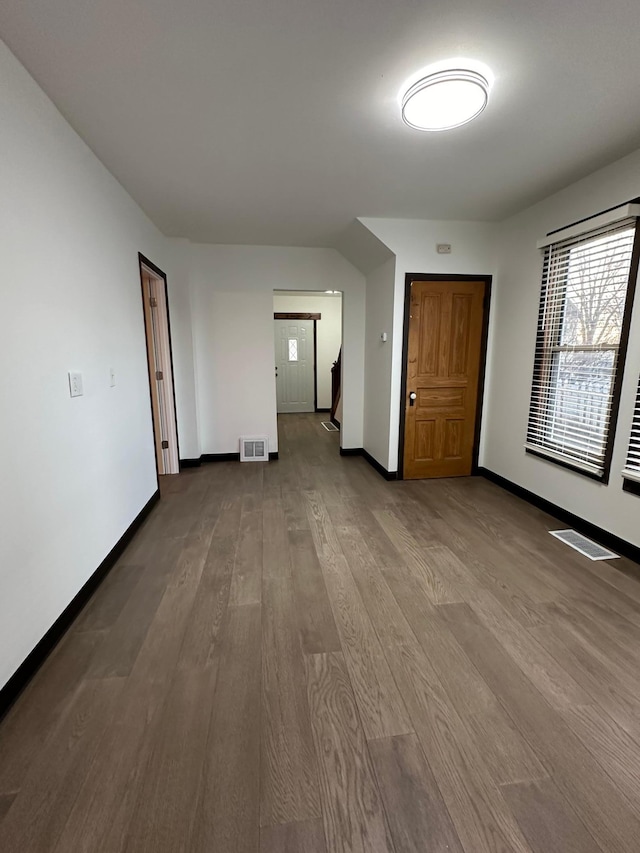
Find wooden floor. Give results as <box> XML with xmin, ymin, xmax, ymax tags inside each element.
<box><xmin>2</xmin><ymin>414</ymin><xmax>640</xmax><ymax>852</ymax></box>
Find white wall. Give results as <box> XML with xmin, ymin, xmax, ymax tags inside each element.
<box><xmin>360</xmin><ymin>218</ymin><xmax>497</xmax><ymax>471</ymax></box>
<box><xmin>273</xmin><ymin>293</ymin><xmax>342</xmax><ymax>410</ymax></box>
<box><xmin>164</xmin><ymin>238</ymin><xmax>200</xmax><ymax>460</ymax></box>
<box><xmin>484</xmin><ymin>148</ymin><xmax>640</xmax><ymax>546</ymax></box>
<box><xmin>364</xmin><ymin>257</ymin><xmax>397</xmax><ymax>468</ymax></box>
<box><xmin>188</xmin><ymin>245</ymin><xmax>365</xmax><ymax>454</ymax></box>
<box><xmin>0</xmin><ymin>39</ymin><xmax>170</xmax><ymax>691</ymax></box>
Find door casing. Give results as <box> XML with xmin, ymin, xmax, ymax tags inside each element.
<box><xmin>398</xmin><ymin>273</ymin><xmax>492</xmax><ymax>480</ymax></box>
<box><xmin>138</xmin><ymin>253</ymin><xmax>181</xmax><ymax>477</ymax></box>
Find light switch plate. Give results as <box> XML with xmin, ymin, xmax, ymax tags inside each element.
<box><xmin>68</xmin><ymin>371</ymin><xmax>83</xmax><ymax>397</ymax></box>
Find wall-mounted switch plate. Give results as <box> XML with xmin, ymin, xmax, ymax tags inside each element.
<box><xmin>380</xmin><ymin>332</ymin><xmax>388</xmax><ymax>342</ymax></box>
<box><xmin>109</xmin><ymin>367</ymin><xmax>116</xmax><ymax>387</ymax></box>
<box><xmin>437</xmin><ymin>243</ymin><xmax>452</xmax><ymax>254</ymax></box>
<box><xmin>68</xmin><ymin>371</ymin><xmax>83</xmax><ymax>397</ymax></box>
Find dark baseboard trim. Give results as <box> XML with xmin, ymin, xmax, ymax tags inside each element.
<box><xmin>0</xmin><ymin>488</ymin><xmax>161</xmax><ymax>721</ymax></box>
<box><xmin>363</xmin><ymin>449</ymin><xmax>398</xmax><ymax>481</ymax></box>
<box><xmin>179</xmin><ymin>457</ymin><xmax>202</xmax><ymax>469</ymax></box>
<box><xmin>339</xmin><ymin>447</ymin><xmax>398</xmax><ymax>481</ymax></box>
<box><xmin>201</xmin><ymin>452</ymin><xmax>241</xmax><ymax>462</ymax></box>
<box><xmin>316</xmin><ymin>407</ymin><xmax>331</xmax><ymax>413</ymax></box>
<box><xmin>181</xmin><ymin>451</ymin><xmax>279</xmax><ymax>467</ymax></box>
<box><xmin>478</xmin><ymin>467</ymin><xmax>640</xmax><ymax>566</ymax></box>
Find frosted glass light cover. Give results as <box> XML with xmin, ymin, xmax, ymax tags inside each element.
<box><xmin>402</xmin><ymin>69</ymin><xmax>489</xmax><ymax>132</ymax></box>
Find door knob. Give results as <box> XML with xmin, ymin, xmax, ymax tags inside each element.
<box><xmin>409</xmin><ymin>391</ymin><xmax>417</xmax><ymax>407</ymax></box>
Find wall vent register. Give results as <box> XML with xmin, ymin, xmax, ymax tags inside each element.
<box><xmin>240</xmin><ymin>436</ymin><xmax>269</xmax><ymax>462</ymax></box>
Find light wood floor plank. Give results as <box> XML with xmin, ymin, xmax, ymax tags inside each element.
<box><xmin>373</xmin><ymin>509</ymin><xmax>464</xmax><ymax>604</ymax></box>
<box><xmin>121</xmin><ymin>666</ymin><xmax>218</xmax><ymax>852</ymax></box>
<box><xmin>385</xmin><ymin>565</ymin><xmax>547</xmax><ymax>786</ymax></box>
<box><xmin>562</xmin><ymin>703</ymin><xmax>640</xmax><ymax>817</ymax></box>
<box><xmin>0</xmin><ymin>676</ymin><xmax>125</xmax><ymax>853</ymax></box>
<box><xmin>260</xmin><ymin>819</ymin><xmax>327</xmax><ymax>853</ymax></box>
<box><xmin>191</xmin><ymin>603</ymin><xmax>261</xmax><ymax>853</ymax></box>
<box><xmin>261</xmin><ymin>577</ymin><xmax>321</xmax><ymax>826</ymax></box>
<box><xmin>229</xmin><ymin>505</ymin><xmax>263</xmax><ymax>606</ymax></box>
<box><xmin>440</xmin><ymin>602</ymin><xmax>640</xmax><ymax>853</ymax></box>
<box><xmin>501</xmin><ymin>778</ymin><xmax>602</xmax><ymax>853</ymax></box>
<box><xmin>305</xmin><ymin>652</ymin><xmax>395</xmax><ymax>853</ymax></box>
<box><xmin>369</xmin><ymin>733</ymin><xmax>464</xmax><ymax>853</ymax></box>
<box><xmin>0</xmin><ymin>794</ymin><xmax>16</xmax><ymax>826</ymax></box>
<box><xmin>0</xmin><ymin>628</ymin><xmax>108</xmax><ymax>794</ymax></box>
<box><xmin>73</xmin><ymin>563</ymin><xmax>144</xmax><ymax>633</ymax></box>
<box><xmin>319</xmin><ymin>548</ymin><xmax>412</xmax><ymax>740</ymax></box>
<box><xmin>288</xmin><ymin>529</ymin><xmax>341</xmax><ymax>655</ymax></box>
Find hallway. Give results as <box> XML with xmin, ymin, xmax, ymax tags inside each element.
<box><xmin>1</xmin><ymin>414</ymin><xmax>640</xmax><ymax>851</ymax></box>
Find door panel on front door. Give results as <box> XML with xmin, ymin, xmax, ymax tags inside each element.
<box><xmin>404</xmin><ymin>280</ymin><xmax>485</xmax><ymax>479</ymax></box>
<box><xmin>274</xmin><ymin>319</ymin><xmax>315</xmax><ymax>413</ymax></box>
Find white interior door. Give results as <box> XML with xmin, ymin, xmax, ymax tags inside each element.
<box><xmin>274</xmin><ymin>319</ymin><xmax>315</xmax><ymax>413</ymax></box>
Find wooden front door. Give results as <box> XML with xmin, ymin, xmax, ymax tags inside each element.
<box><xmin>403</xmin><ymin>279</ymin><xmax>486</xmax><ymax>479</ymax></box>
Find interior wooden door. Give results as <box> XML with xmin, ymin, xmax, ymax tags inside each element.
<box><xmin>403</xmin><ymin>279</ymin><xmax>486</xmax><ymax>479</ymax></box>
<box><xmin>141</xmin><ymin>271</ymin><xmax>165</xmax><ymax>475</ymax></box>
<box><xmin>140</xmin><ymin>263</ymin><xmax>180</xmax><ymax>475</ymax></box>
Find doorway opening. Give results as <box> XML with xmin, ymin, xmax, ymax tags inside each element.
<box><xmin>139</xmin><ymin>254</ymin><xmax>180</xmax><ymax>476</ymax></box>
<box><xmin>273</xmin><ymin>290</ymin><xmax>343</xmax><ymax>422</ymax></box>
<box><xmin>399</xmin><ymin>274</ymin><xmax>491</xmax><ymax>480</ymax></box>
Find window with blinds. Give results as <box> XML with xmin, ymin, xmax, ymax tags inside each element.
<box><xmin>623</xmin><ymin>379</ymin><xmax>640</xmax><ymax>483</ymax></box>
<box><xmin>526</xmin><ymin>218</ymin><xmax>638</xmax><ymax>479</ymax></box>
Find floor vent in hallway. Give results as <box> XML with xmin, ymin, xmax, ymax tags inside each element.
<box><xmin>321</xmin><ymin>421</ymin><xmax>339</xmax><ymax>431</ymax></box>
<box><xmin>549</xmin><ymin>529</ymin><xmax>619</xmax><ymax>561</ymax></box>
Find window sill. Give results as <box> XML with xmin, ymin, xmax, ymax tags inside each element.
<box><xmin>525</xmin><ymin>446</ymin><xmax>608</xmax><ymax>483</ymax></box>
<box><xmin>623</xmin><ymin>477</ymin><xmax>640</xmax><ymax>497</ymax></box>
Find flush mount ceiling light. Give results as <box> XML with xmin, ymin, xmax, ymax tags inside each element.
<box><xmin>401</xmin><ymin>66</ymin><xmax>491</xmax><ymax>132</ymax></box>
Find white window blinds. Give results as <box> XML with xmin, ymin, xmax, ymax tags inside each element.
<box><xmin>526</xmin><ymin>219</ymin><xmax>637</xmax><ymax>478</ymax></box>
<box><xmin>623</xmin><ymin>380</ymin><xmax>640</xmax><ymax>483</ymax></box>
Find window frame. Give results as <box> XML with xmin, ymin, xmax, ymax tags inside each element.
<box><xmin>525</xmin><ymin>218</ymin><xmax>640</xmax><ymax>483</ymax></box>
<box><xmin>622</xmin><ymin>377</ymin><xmax>640</xmax><ymax>494</ymax></box>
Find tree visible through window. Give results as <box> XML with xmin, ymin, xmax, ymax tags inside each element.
<box><xmin>526</xmin><ymin>219</ymin><xmax>638</xmax><ymax>479</ymax></box>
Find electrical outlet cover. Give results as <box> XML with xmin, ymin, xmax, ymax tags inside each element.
<box><xmin>68</xmin><ymin>371</ymin><xmax>83</xmax><ymax>397</ymax></box>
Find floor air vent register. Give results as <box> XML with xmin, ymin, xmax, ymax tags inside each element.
<box><xmin>240</xmin><ymin>436</ymin><xmax>269</xmax><ymax>462</ymax></box>
<box><xmin>549</xmin><ymin>529</ymin><xmax>619</xmax><ymax>561</ymax></box>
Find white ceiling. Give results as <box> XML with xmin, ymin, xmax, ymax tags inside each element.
<box><xmin>2</xmin><ymin>0</ymin><xmax>640</xmax><ymax>247</ymax></box>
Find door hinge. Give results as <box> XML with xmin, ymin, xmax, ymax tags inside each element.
<box><xmin>161</xmin><ymin>440</ymin><xmax>169</xmax><ymax>449</ymax></box>
<box><xmin>150</xmin><ymin>296</ymin><xmax>158</xmax><ymax>308</ymax></box>
<box><xmin>155</xmin><ymin>370</ymin><xmax>164</xmax><ymax>380</ymax></box>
